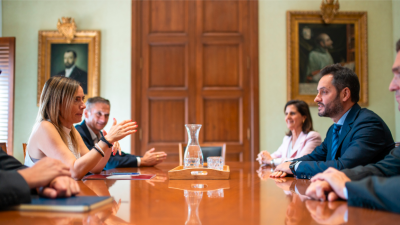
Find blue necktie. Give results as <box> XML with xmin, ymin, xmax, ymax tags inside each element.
<box><xmin>331</xmin><ymin>124</ymin><xmax>342</xmax><ymax>160</ymax></box>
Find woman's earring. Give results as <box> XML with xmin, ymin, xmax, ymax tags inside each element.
<box><xmin>303</xmin><ymin>119</ymin><xmax>305</xmax><ymax>123</ymax></box>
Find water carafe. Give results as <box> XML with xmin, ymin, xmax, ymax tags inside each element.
<box><xmin>184</xmin><ymin>124</ymin><xmax>204</xmax><ymax>168</ymax></box>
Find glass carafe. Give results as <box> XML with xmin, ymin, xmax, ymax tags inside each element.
<box><xmin>184</xmin><ymin>124</ymin><xmax>204</xmax><ymax>168</ymax></box>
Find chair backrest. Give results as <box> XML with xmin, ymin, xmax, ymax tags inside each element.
<box><xmin>0</xmin><ymin>143</ymin><xmax>7</xmax><ymax>153</ymax></box>
<box><xmin>179</xmin><ymin>143</ymin><xmax>226</xmax><ymax>166</ymax></box>
<box><xmin>22</xmin><ymin>143</ymin><xmax>27</xmax><ymax>159</ymax></box>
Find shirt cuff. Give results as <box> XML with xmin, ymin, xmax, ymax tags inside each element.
<box><xmin>137</xmin><ymin>157</ymin><xmax>141</xmax><ymax>167</ymax></box>
<box><xmin>294</xmin><ymin>161</ymin><xmax>302</xmax><ymax>171</ymax></box>
<box><xmin>343</xmin><ymin>187</ymin><xmax>348</xmax><ymax>200</ymax></box>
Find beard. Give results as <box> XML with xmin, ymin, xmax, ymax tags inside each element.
<box><xmin>64</xmin><ymin>62</ymin><xmax>74</xmax><ymax>69</ymax></box>
<box><xmin>318</xmin><ymin>94</ymin><xmax>343</xmax><ymax>117</ymax></box>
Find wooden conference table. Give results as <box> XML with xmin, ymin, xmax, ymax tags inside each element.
<box><xmin>1</xmin><ymin>162</ymin><xmax>400</xmax><ymax>224</ymax></box>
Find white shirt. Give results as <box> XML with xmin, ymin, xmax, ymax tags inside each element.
<box><xmin>65</xmin><ymin>65</ymin><xmax>76</xmax><ymax>78</ymax></box>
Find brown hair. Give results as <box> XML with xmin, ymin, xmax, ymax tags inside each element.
<box><xmin>285</xmin><ymin>100</ymin><xmax>314</xmax><ymax>136</ymax></box>
<box><xmin>320</xmin><ymin>63</ymin><xmax>360</xmax><ymax>103</ymax></box>
<box><xmin>35</xmin><ymin>76</ymin><xmax>81</xmax><ymax>154</ymax></box>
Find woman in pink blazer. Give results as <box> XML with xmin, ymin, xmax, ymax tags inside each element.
<box><xmin>257</xmin><ymin>100</ymin><xmax>321</xmax><ymax>166</ymax></box>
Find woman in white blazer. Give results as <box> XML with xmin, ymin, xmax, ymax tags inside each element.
<box><xmin>257</xmin><ymin>100</ymin><xmax>321</xmax><ymax>166</ymax></box>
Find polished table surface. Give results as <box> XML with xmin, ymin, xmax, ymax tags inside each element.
<box><xmin>1</xmin><ymin>162</ymin><xmax>400</xmax><ymax>224</ymax></box>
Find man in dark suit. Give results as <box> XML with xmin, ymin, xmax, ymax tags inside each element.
<box><xmin>75</xmin><ymin>97</ymin><xmax>167</xmax><ymax>170</ymax></box>
<box><xmin>271</xmin><ymin>64</ymin><xmax>394</xmax><ymax>178</ymax></box>
<box><xmin>0</xmin><ymin>149</ymin><xmax>79</xmax><ymax>207</ymax></box>
<box><xmin>56</xmin><ymin>50</ymin><xmax>88</xmax><ymax>93</ymax></box>
<box><xmin>304</xmin><ymin>39</ymin><xmax>400</xmax><ymax>214</ymax></box>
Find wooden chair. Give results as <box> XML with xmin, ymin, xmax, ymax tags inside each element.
<box><xmin>0</xmin><ymin>143</ymin><xmax>7</xmax><ymax>153</ymax></box>
<box><xmin>22</xmin><ymin>143</ymin><xmax>27</xmax><ymax>159</ymax></box>
<box><xmin>179</xmin><ymin>143</ymin><xmax>226</xmax><ymax>166</ymax></box>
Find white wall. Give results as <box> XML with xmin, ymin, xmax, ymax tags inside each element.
<box><xmin>259</xmin><ymin>0</ymin><xmax>396</xmax><ymax>153</ymax></box>
<box><xmin>3</xmin><ymin>0</ymin><xmax>131</xmax><ymax>162</ymax></box>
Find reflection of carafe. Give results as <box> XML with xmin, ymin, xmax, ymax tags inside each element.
<box><xmin>184</xmin><ymin>190</ymin><xmax>203</xmax><ymax>225</ymax></box>
<box><xmin>184</xmin><ymin>124</ymin><xmax>204</xmax><ymax>168</ymax></box>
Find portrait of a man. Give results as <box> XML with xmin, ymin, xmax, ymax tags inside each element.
<box><xmin>51</xmin><ymin>44</ymin><xmax>89</xmax><ymax>93</ymax></box>
<box><xmin>298</xmin><ymin>23</ymin><xmax>355</xmax><ymax>94</ymax></box>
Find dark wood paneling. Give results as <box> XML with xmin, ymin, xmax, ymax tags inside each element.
<box><xmin>132</xmin><ymin>0</ymin><xmax>259</xmax><ymax>162</ymax></box>
<box><xmin>203</xmin><ymin>44</ymin><xmax>240</xmax><ymax>87</ymax></box>
<box><xmin>203</xmin><ymin>99</ymin><xmax>240</xmax><ymax>142</ymax></box>
<box><xmin>150</xmin><ymin>0</ymin><xmax>186</xmax><ymax>33</ymax></box>
<box><xmin>203</xmin><ymin>0</ymin><xmax>239</xmax><ymax>33</ymax></box>
<box><xmin>149</xmin><ymin>99</ymin><xmax>186</xmax><ymax>143</ymax></box>
<box><xmin>150</xmin><ymin>45</ymin><xmax>186</xmax><ymax>87</ymax></box>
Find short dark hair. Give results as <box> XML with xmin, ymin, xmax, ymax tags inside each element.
<box><xmin>320</xmin><ymin>64</ymin><xmax>360</xmax><ymax>103</ymax></box>
<box><xmin>397</xmin><ymin>39</ymin><xmax>400</xmax><ymax>52</ymax></box>
<box><xmin>86</xmin><ymin>96</ymin><xmax>110</xmax><ymax>111</ymax></box>
<box><xmin>65</xmin><ymin>50</ymin><xmax>77</xmax><ymax>58</ymax></box>
<box><xmin>284</xmin><ymin>100</ymin><xmax>314</xmax><ymax>136</ymax></box>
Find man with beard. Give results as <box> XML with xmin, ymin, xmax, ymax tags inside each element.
<box><xmin>56</xmin><ymin>50</ymin><xmax>88</xmax><ymax>93</ymax></box>
<box><xmin>304</xmin><ymin>39</ymin><xmax>400</xmax><ymax>214</ymax></box>
<box><xmin>270</xmin><ymin>64</ymin><xmax>394</xmax><ymax>179</ymax></box>
<box><xmin>306</xmin><ymin>33</ymin><xmax>334</xmax><ymax>83</ymax></box>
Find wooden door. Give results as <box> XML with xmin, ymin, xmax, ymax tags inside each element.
<box><xmin>132</xmin><ymin>0</ymin><xmax>259</xmax><ymax>162</ymax></box>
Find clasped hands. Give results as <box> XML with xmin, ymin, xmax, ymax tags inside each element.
<box><xmin>18</xmin><ymin>157</ymin><xmax>80</xmax><ymax>198</ymax></box>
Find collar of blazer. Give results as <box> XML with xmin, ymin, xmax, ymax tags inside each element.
<box><xmin>79</xmin><ymin>120</ymin><xmax>95</xmax><ymax>147</ymax></box>
<box><xmin>336</xmin><ymin>103</ymin><xmax>361</xmax><ymax>148</ymax></box>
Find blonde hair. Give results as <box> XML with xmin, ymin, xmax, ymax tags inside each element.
<box><xmin>36</xmin><ymin>76</ymin><xmax>80</xmax><ymax>154</ymax></box>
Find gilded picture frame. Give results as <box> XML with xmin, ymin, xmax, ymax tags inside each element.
<box><xmin>37</xmin><ymin>30</ymin><xmax>101</xmax><ymax>104</ymax></box>
<box><xmin>287</xmin><ymin>11</ymin><xmax>368</xmax><ymax>106</ymax></box>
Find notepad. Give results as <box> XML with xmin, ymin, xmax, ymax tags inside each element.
<box><xmin>83</xmin><ymin>174</ymin><xmax>156</xmax><ymax>180</ymax></box>
<box><xmin>14</xmin><ymin>196</ymin><xmax>113</xmax><ymax>212</ymax></box>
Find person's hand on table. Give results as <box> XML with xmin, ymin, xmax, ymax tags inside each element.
<box><xmin>309</xmin><ymin>168</ymin><xmax>351</xmax><ymax>200</ymax></box>
<box><xmin>256</xmin><ymin>151</ymin><xmax>273</xmax><ymax>165</ymax></box>
<box><xmin>270</xmin><ymin>161</ymin><xmax>292</xmax><ymax>178</ymax></box>
<box><xmin>305</xmin><ymin>200</ymin><xmax>348</xmax><ymax>224</ymax></box>
<box><xmin>39</xmin><ymin>176</ymin><xmax>80</xmax><ymax>198</ymax></box>
<box><xmin>18</xmin><ymin>157</ymin><xmax>71</xmax><ymax>188</ymax></box>
<box><xmin>141</xmin><ymin>148</ymin><xmax>167</xmax><ymax>166</ymax></box>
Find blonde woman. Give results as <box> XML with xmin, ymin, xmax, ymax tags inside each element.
<box><xmin>257</xmin><ymin>100</ymin><xmax>321</xmax><ymax>166</ymax></box>
<box><xmin>25</xmin><ymin>76</ymin><xmax>137</xmax><ymax>180</ymax></box>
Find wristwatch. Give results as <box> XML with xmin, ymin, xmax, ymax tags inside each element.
<box><xmin>289</xmin><ymin>161</ymin><xmax>298</xmax><ymax>176</ymax></box>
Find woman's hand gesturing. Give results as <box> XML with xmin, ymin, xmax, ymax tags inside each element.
<box><xmin>104</xmin><ymin>118</ymin><xmax>137</xmax><ymax>144</ymax></box>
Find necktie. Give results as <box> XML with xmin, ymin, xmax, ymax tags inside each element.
<box><xmin>331</xmin><ymin>124</ymin><xmax>342</xmax><ymax>160</ymax></box>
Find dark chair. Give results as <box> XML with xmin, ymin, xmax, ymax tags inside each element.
<box><xmin>179</xmin><ymin>143</ymin><xmax>226</xmax><ymax>166</ymax></box>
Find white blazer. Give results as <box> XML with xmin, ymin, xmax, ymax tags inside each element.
<box><xmin>271</xmin><ymin>131</ymin><xmax>322</xmax><ymax>164</ymax></box>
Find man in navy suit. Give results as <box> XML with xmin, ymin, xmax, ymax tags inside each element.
<box><xmin>56</xmin><ymin>50</ymin><xmax>88</xmax><ymax>93</ymax></box>
<box><xmin>75</xmin><ymin>97</ymin><xmax>167</xmax><ymax>170</ymax></box>
<box><xmin>305</xmin><ymin>39</ymin><xmax>400</xmax><ymax>214</ymax></box>
<box><xmin>270</xmin><ymin>64</ymin><xmax>394</xmax><ymax>178</ymax></box>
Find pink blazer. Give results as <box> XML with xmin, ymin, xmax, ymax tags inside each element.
<box><xmin>271</xmin><ymin>131</ymin><xmax>322</xmax><ymax>163</ymax></box>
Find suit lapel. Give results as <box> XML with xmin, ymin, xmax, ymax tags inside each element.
<box><xmin>334</xmin><ymin>104</ymin><xmax>361</xmax><ymax>158</ymax></box>
<box><xmin>81</xmin><ymin>120</ymin><xmax>95</xmax><ymax>147</ymax></box>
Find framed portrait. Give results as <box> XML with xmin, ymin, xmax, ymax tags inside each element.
<box><xmin>287</xmin><ymin>11</ymin><xmax>368</xmax><ymax>106</ymax></box>
<box><xmin>38</xmin><ymin>30</ymin><xmax>100</xmax><ymax>103</ymax></box>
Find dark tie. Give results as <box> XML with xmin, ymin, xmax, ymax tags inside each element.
<box><xmin>331</xmin><ymin>124</ymin><xmax>342</xmax><ymax>160</ymax></box>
